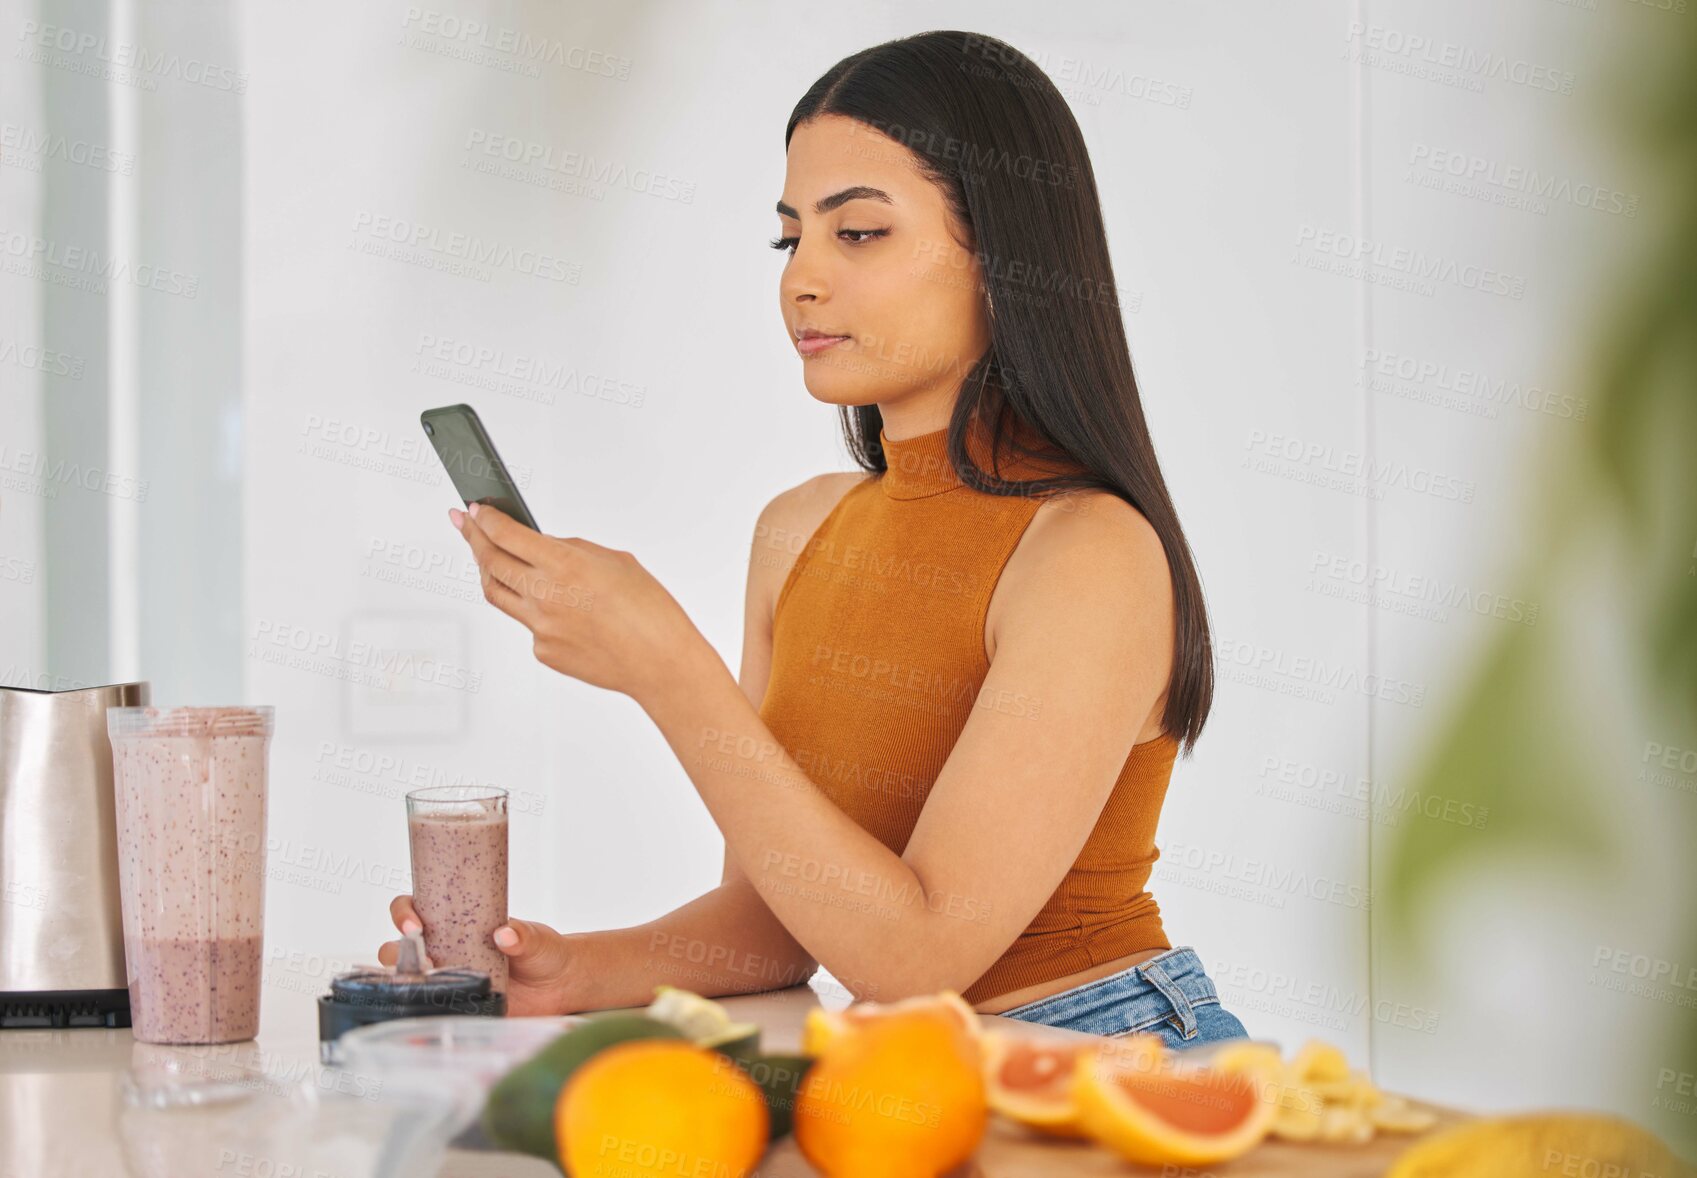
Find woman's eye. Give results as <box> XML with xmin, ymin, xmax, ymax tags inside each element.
<box><xmin>767</xmin><ymin>228</ymin><xmax>889</xmax><ymax>255</ymax></box>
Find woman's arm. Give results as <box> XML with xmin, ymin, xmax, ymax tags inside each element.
<box><xmin>381</xmin><ymin>477</ymin><xmax>846</xmax><ymax>1012</ymax></box>
<box><xmin>633</xmin><ymin>488</ymin><xmax>1174</xmax><ymax>1002</ymax></box>
<box><xmin>563</xmin><ymin>493</ymin><xmax>848</xmax><ymax>1009</ymax></box>
<box><xmin>452</xmin><ymin>482</ymin><xmax>1172</xmax><ymax>1004</ymax></box>
<box><xmin>555</xmin><ymin>876</ymin><xmax>817</xmax><ymax>1009</ymax></box>
<box><xmin>385</xmin><ymin>869</ymin><xmax>820</xmax><ymax>1013</ymax></box>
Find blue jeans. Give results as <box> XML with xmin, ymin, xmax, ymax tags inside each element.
<box><xmin>994</xmin><ymin>946</ymin><xmax>1249</xmax><ymax>1050</ymax></box>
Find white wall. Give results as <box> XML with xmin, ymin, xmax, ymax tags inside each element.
<box><xmin>239</xmin><ymin>0</ymin><xmax>1385</xmax><ymax>1057</ymax></box>
<box><xmin>4</xmin><ymin>0</ymin><xmax>1683</xmax><ymax>1145</ymax></box>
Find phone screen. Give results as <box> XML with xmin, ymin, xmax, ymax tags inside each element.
<box><xmin>420</xmin><ymin>404</ymin><xmax>539</xmax><ymax>530</ymax></box>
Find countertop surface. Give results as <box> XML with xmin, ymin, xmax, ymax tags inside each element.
<box><xmin>0</xmin><ymin>967</ymin><xmax>1458</xmax><ymax>1177</ymax></box>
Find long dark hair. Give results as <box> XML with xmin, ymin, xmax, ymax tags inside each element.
<box><xmin>786</xmin><ymin>30</ymin><xmax>1214</xmax><ymax>753</ymax></box>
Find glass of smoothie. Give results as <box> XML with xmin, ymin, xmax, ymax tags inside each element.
<box><xmin>107</xmin><ymin>705</ymin><xmax>273</xmax><ymax>1045</ymax></box>
<box><xmin>405</xmin><ymin>785</ymin><xmax>509</xmax><ymax>994</ymax></box>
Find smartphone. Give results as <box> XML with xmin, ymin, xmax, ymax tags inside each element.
<box><xmin>420</xmin><ymin>403</ymin><xmax>540</xmax><ymax>531</ymax></box>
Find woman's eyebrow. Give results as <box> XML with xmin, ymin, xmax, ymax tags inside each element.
<box><xmin>775</xmin><ymin>185</ymin><xmax>895</xmax><ymax>219</ymax></box>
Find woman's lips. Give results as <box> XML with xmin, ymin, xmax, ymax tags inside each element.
<box><xmin>797</xmin><ymin>334</ymin><xmax>850</xmax><ymax>356</ymax></box>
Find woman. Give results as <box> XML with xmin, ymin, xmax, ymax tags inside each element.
<box><xmin>380</xmin><ymin>30</ymin><xmax>1248</xmax><ymax>1048</ymax></box>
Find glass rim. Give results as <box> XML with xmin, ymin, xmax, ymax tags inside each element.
<box><xmin>404</xmin><ymin>785</ymin><xmax>508</xmax><ymax>804</ymax></box>
<box><xmin>106</xmin><ymin>705</ymin><xmax>275</xmax><ymax>737</ymax></box>
<box><xmin>107</xmin><ymin>705</ymin><xmax>275</xmax><ymax>715</ymax></box>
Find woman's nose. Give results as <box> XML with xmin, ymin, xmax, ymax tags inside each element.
<box><xmin>780</xmin><ymin>236</ymin><xmax>831</xmax><ymax>304</ymax></box>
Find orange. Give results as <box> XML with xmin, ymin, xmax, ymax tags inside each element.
<box><xmin>554</xmin><ymin>1039</ymin><xmax>768</xmax><ymax>1178</ymax></box>
<box><xmin>979</xmin><ymin>1030</ymin><xmax>1096</xmax><ymax>1139</ymax></box>
<box><xmin>1073</xmin><ymin>1035</ymin><xmax>1276</xmax><ymax>1167</ymax></box>
<box><xmin>1205</xmin><ymin>1040</ymin><xmax>1323</xmax><ymax>1140</ymax></box>
<box><xmin>794</xmin><ymin>1003</ymin><xmax>987</xmax><ymax>1177</ymax></box>
<box><xmin>802</xmin><ymin>989</ymin><xmax>980</xmax><ymax>1056</ymax></box>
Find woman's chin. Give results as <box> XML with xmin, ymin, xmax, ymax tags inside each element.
<box><xmin>801</xmin><ymin>381</ymin><xmax>879</xmax><ymax>409</ymax></box>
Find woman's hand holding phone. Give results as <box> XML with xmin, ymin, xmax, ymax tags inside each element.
<box><xmin>450</xmin><ymin>501</ymin><xmax>712</xmax><ymax>707</ymax></box>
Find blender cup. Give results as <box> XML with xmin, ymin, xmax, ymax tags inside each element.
<box><xmin>107</xmin><ymin>706</ymin><xmax>273</xmax><ymax>1044</ymax></box>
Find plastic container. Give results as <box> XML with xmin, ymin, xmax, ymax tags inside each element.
<box><xmin>337</xmin><ymin>1014</ymin><xmax>583</xmax><ymax>1107</ymax></box>
<box><xmin>118</xmin><ymin>1044</ymin><xmax>474</xmax><ymax>1178</ymax></box>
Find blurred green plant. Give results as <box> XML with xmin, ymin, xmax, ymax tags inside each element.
<box><xmin>1376</xmin><ymin>3</ymin><xmax>1697</xmax><ymax>1160</ymax></box>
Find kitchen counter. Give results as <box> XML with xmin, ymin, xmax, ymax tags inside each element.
<box><xmin>0</xmin><ymin>970</ymin><xmax>1457</xmax><ymax>1176</ymax></box>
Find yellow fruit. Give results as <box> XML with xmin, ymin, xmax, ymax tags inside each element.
<box><xmin>1206</xmin><ymin>1042</ymin><xmax>1285</xmax><ymax>1103</ymax></box>
<box><xmin>1207</xmin><ymin>1040</ymin><xmax>1284</xmax><ymax>1081</ymax></box>
<box><xmin>1278</xmin><ymin>1040</ymin><xmax>1430</xmax><ymax>1146</ymax></box>
<box><xmin>555</xmin><ymin>1040</ymin><xmax>768</xmax><ymax>1178</ymax></box>
<box><xmin>1318</xmin><ymin>1103</ymin><xmax>1375</xmax><ymax>1144</ymax></box>
<box><xmin>1291</xmin><ymin>1039</ymin><xmax>1351</xmax><ymax>1083</ymax></box>
<box><xmin>979</xmin><ymin>1030</ymin><xmax>1096</xmax><ymax>1138</ymax></box>
<box><xmin>1313</xmin><ymin>1072</ymin><xmax>1386</xmax><ymax>1111</ymax></box>
<box><xmin>800</xmin><ymin>1007</ymin><xmax>844</xmax><ymax>1057</ymax></box>
<box><xmin>802</xmin><ymin>989</ymin><xmax>980</xmax><ymax>1056</ymax></box>
<box><xmin>1371</xmin><ymin>1096</ymin><xmax>1439</xmax><ymax>1134</ymax></box>
<box><xmin>1271</xmin><ymin>1088</ymin><xmax>1326</xmax><ymax>1141</ymax></box>
<box><xmin>794</xmin><ymin>1006</ymin><xmax>987</xmax><ymax>1177</ymax></box>
<box><xmin>1386</xmin><ymin>1113</ymin><xmax>1695</xmax><ymax>1178</ymax></box>
<box><xmin>1072</xmin><ymin>1039</ymin><xmax>1277</xmax><ymax>1167</ymax></box>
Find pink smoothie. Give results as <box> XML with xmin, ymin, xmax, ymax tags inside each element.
<box><xmin>109</xmin><ymin>706</ymin><xmax>271</xmax><ymax>1044</ymax></box>
<box><xmin>407</xmin><ymin>810</ymin><xmax>508</xmax><ymax>992</ymax></box>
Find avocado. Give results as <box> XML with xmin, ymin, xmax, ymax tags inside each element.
<box><xmin>480</xmin><ymin>1013</ymin><xmax>686</xmax><ymax>1160</ymax></box>
<box><xmin>698</xmin><ymin>1021</ymin><xmax>762</xmax><ymax>1062</ymax></box>
<box><xmin>733</xmin><ymin>1052</ymin><xmax>815</xmax><ymax>1140</ymax></box>
<box><xmin>644</xmin><ymin>985</ymin><xmax>762</xmax><ymax>1062</ymax></box>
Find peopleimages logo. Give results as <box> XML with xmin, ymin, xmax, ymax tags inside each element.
<box><xmin>350</xmin><ymin>211</ymin><xmax>580</xmax><ymax>284</ymax></box>
<box><xmin>0</xmin><ymin>123</ymin><xmax>135</xmax><ymax>175</ymax></box>
<box><xmin>1307</xmin><ymin>548</ymin><xmax>1539</xmax><ymax>626</ymax></box>
<box><xmin>399</xmin><ymin>7</ymin><xmax>633</xmax><ymax>79</ymax></box>
<box><xmin>16</xmin><ymin>19</ymin><xmax>248</xmax><ymax>92</ymax></box>
<box><xmin>413</xmin><ymin>333</ymin><xmax>647</xmax><ymax>409</ymax></box>
<box><xmin>462</xmin><ymin>130</ymin><xmax>695</xmax><ymax>203</ymax></box>
<box><xmin>0</xmin><ymin>337</ymin><xmax>85</xmax><ymax>380</ymax></box>
<box><xmin>1244</xmin><ymin>429</ymin><xmax>1476</xmax><ymax>505</ymax></box>
<box><xmin>1361</xmin><ymin>348</ymin><xmax>1588</xmax><ymax>421</ymax></box>
<box><xmin>0</xmin><ymin>444</ymin><xmax>149</xmax><ymax>502</ymax></box>
<box><xmin>1216</xmin><ymin>636</ymin><xmax>1427</xmax><ymax>707</ymax></box>
<box><xmin>1406</xmin><ymin>144</ymin><xmax>1638</xmax><ymax>218</ymax></box>
<box><xmin>1343</xmin><ymin>21</ymin><xmax>1576</xmax><ymax>95</ymax></box>
<box><xmin>0</xmin><ymin>229</ymin><xmax>200</xmax><ymax>298</ymax></box>
<box><xmin>1160</xmin><ymin>842</ymin><xmax>1374</xmax><ymax>910</ymax></box>
<box><xmin>249</xmin><ymin>620</ymin><xmax>482</xmax><ymax>693</ymax></box>
<box><xmin>1294</xmin><ymin>225</ymin><xmax>1527</xmax><ymax>300</ymax></box>
<box><xmin>1592</xmin><ymin>946</ymin><xmax>1697</xmax><ymax>991</ymax></box>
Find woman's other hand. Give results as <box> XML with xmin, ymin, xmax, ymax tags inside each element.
<box><xmin>378</xmin><ymin>893</ymin><xmax>584</xmax><ymax>1017</ymax></box>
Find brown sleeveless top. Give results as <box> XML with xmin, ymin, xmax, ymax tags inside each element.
<box><xmin>759</xmin><ymin>418</ymin><xmax>1178</xmax><ymax>1005</ymax></box>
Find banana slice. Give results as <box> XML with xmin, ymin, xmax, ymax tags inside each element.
<box><xmin>1318</xmin><ymin>1104</ymin><xmax>1375</xmax><ymax>1144</ymax></box>
<box><xmin>1291</xmin><ymin>1040</ymin><xmax>1351</xmax><ymax>1083</ymax></box>
<box><xmin>1271</xmin><ymin>1089</ymin><xmax>1326</xmax><ymax>1142</ymax></box>
<box><xmin>1371</xmin><ymin>1096</ymin><xmax>1440</xmax><ymax>1133</ymax></box>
